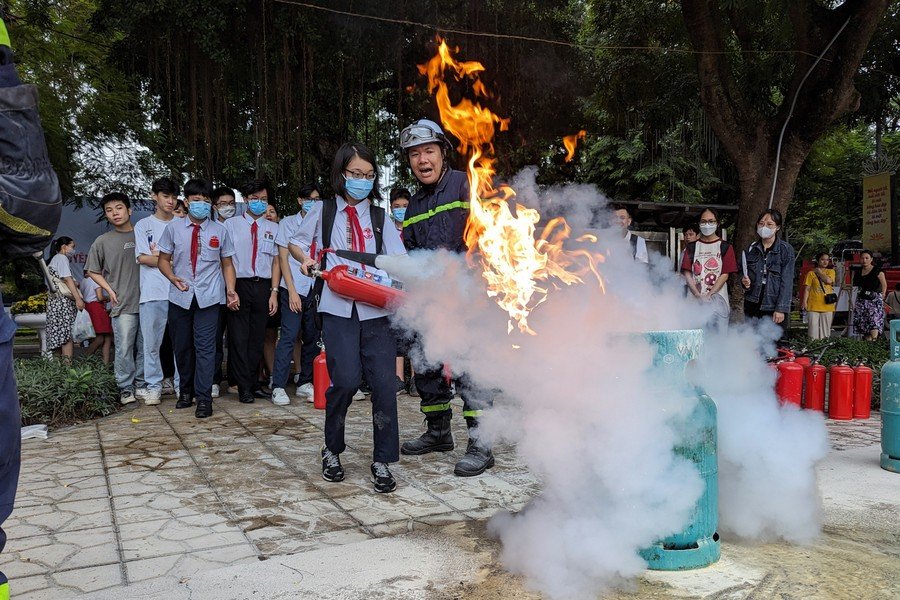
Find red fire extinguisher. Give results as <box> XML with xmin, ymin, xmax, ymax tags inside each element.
<box><xmin>828</xmin><ymin>359</ymin><xmax>854</xmax><ymax>420</ymax></box>
<box><xmin>318</xmin><ymin>264</ymin><xmax>405</xmax><ymax>309</ymax></box>
<box><xmin>794</xmin><ymin>355</ymin><xmax>811</xmax><ymax>369</ymax></box>
<box><xmin>313</xmin><ymin>345</ymin><xmax>330</xmax><ymax>410</ymax></box>
<box><xmin>804</xmin><ymin>360</ymin><xmax>827</xmax><ymax>412</ymax></box>
<box><xmin>775</xmin><ymin>360</ymin><xmax>804</xmax><ymax>406</ymax></box>
<box><xmin>852</xmin><ymin>360</ymin><xmax>873</xmax><ymax>419</ymax></box>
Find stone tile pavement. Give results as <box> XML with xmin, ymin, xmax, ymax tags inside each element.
<box><xmin>2</xmin><ymin>391</ymin><xmax>539</xmax><ymax>598</ymax></box>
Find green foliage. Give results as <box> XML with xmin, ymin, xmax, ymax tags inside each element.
<box><xmin>15</xmin><ymin>356</ymin><xmax>120</xmax><ymax>428</ymax></box>
<box><xmin>791</xmin><ymin>334</ymin><xmax>889</xmax><ymax>409</ymax></box>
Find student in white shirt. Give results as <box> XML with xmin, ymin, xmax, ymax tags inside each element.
<box><xmin>157</xmin><ymin>178</ymin><xmax>238</xmax><ymax>418</ymax></box>
<box><xmin>610</xmin><ymin>203</ymin><xmax>649</xmax><ymax>263</ymax></box>
<box><xmin>224</xmin><ymin>179</ymin><xmax>280</xmax><ymax>404</ymax></box>
<box><xmin>134</xmin><ymin>177</ymin><xmax>179</xmax><ymax>405</ymax></box>
<box><xmin>289</xmin><ymin>143</ymin><xmax>407</xmax><ymax>494</ymax></box>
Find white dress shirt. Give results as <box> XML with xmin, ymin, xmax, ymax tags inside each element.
<box><xmin>275</xmin><ymin>213</ymin><xmax>312</xmax><ymax>297</ymax></box>
<box><xmin>224</xmin><ymin>213</ymin><xmax>279</xmax><ymax>279</ymax></box>
<box><xmin>290</xmin><ymin>197</ymin><xmax>407</xmax><ymax>321</ymax></box>
<box><xmin>157</xmin><ymin>217</ymin><xmax>236</xmax><ymax>309</ymax></box>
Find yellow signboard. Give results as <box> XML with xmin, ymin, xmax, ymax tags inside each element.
<box><xmin>862</xmin><ymin>173</ymin><xmax>892</xmax><ymax>254</ymax></box>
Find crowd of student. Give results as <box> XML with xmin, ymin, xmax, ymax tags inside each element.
<box><xmin>41</xmin><ymin>119</ymin><xmax>494</xmax><ymax>494</ymax></box>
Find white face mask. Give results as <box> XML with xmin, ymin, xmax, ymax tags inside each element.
<box><xmin>217</xmin><ymin>204</ymin><xmax>236</xmax><ymax>219</ymax></box>
<box><xmin>757</xmin><ymin>226</ymin><xmax>776</xmax><ymax>239</ymax></box>
<box><xmin>699</xmin><ymin>223</ymin><xmax>717</xmax><ymax>236</ymax></box>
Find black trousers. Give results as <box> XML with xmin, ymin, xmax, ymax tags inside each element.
<box><xmin>160</xmin><ymin>324</ymin><xmax>176</xmax><ymax>379</ymax></box>
<box><xmin>228</xmin><ymin>278</ymin><xmax>271</xmax><ymax>393</ymax></box>
<box><xmin>744</xmin><ymin>300</ymin><xmax>789</xmax><ymax>342</ymax></box>
<box><xmin>214</xmin><ymin>305</ymin><xmax>236</xmax><ymax>385</ymax></box>
<box><xmin>322</xmin><ymin>307</ymin><xmax>399</xmax><ymax>463</ymax></box>
<box><xmin>414</xmin><ymin>367</ymin><xmax>492</xmax><ymax>429</ymax></box>
<box><xmin>168</xmin><ymin>299</ymin><xmax>219</xmax><ymax>402</ymax></box>
<box><xmin>298</xmin><ymin>291</ymin><xmax>320</xmax><ymax>385</ymax></box>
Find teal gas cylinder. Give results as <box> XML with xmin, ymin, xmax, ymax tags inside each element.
<box><xmin>639</xmin><ymin>330</ymin><xmax>720</xmax><ymax>570</ymax></box>
<box><xmin>880</xmin><ymin>320</ymin><xmax>900</xmax><ymax>473</ymax></box>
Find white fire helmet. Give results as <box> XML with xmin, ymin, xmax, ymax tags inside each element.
<box><xmin>400</xmin><ymin>119</ymin><xmax>452</xmax><ymax>153</ymax></box>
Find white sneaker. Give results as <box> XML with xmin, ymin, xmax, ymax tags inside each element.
<box><xmin>272</xmin><ymin>387</ymin><xmax>290</xmax><ymax>406</ymax></box>
<box><xmin>134</xmin><ymin>388</ymin><xmax>149</xmax><ymax>401</ymax></box>
<box><xmin>211</xmin><ymin>384</ymin><xmax>220</xmax><ymax>398</ymax></box>
<box><xmin>144</xmin><ymin>389</ymin><xmax>161</xmax><ymax>406</ymax></box>
<box><xmin>352</xmin><ymin>389</ymin><xmax>366</xmax><ymax>401</ymax></box>
<box><xmin>295</xmin><ymin>382</ymin><xmax>314</xmax><ymax>398</ymax></box>
<box><xmin>120</xmin><ymin>390</ymin><xmax>137</xmax><ymax>405</ymax></box>
<box><xmin>161</xmin><ymin>378</ymin><xmax>176</xmax><ymax>396</ymax></box>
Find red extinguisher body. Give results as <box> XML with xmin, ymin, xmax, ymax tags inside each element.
<box><xmin>322</xmin><ymin>265</ymin><xmax>405</xmax><ymax>308</ymax></box>
<box><xmin>853</xmin><ymin>364</ymin><xmax>873</xmax><ymax>419</ymax></box>
<box><xmin>804</xmin><ymin>363</ymin><xmax>827</xmax><ymax>412</ymax></box>
<box><xmin>794</xmin><ymin>356</ymin><xmax>811</xmax><ymax>368</ymax></box>
<box><xmin>776</xmin><ymin>361</ymin><xmax>804</xmax><ymax>406</ymax></box>
<box><xmin>828</xmin><ymin>365</ymin><xmax>854</xmax><ymax>420</ymax></box>
<box><xmin>313</xmin><ymin>349</ymin><xmax>330</xmax><ymax>410</ymax></box>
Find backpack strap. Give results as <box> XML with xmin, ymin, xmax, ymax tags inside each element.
<box><xmin>629</xmin><ymin>233</ymin><xmax>638</xmax><ymax>258</ymax></box>
<box><xmin>371</xmin><ymin>205</ymin><xmax>385</xmax><ymax>255</ymax></box>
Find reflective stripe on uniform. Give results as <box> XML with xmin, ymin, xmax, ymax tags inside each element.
<box><xmin>403</xmin><ymin>201</ymin><xmax>470</xmax><ymax>227</ymax></box>
<box><xmin>0</xmin><ymin>580</ymin><xmax>9</xmax><ymax>600</ymax></box>
<box><xmin>421</xmin><ymin>402</ymin><xmax>452</xmax><ymax>413</ymax></box>
<box><xmin>462</xmin><ymin>409</ymin><xmax>483</xmax><ymax>418</ymax></box>
<box><xmin>0</xmin><ymin>206</ymin><xmax>51</xmax><ymax>237</ymax></box>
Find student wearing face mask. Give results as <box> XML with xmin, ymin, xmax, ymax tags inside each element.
<box><xmin>271</xmin><ymin>183</ymin><xmax>321</xmax><ymax>405</ymax></box>
<box><xmin>681</xmin><ymin>208</ymin><xmax>737</xmax><ymax>331</ymax></box>
<box><xmin>45</xmin><ymin>236</ymin><xmax>86</xmax><ymax>360</ymax></box>
<box><xmin>740</xmin><ymin>208</ymin><xmax>796</xmax><ymax>338</ymax></box>
<box><xmin>224</xmin><ymin>179</ymin><xmax>280</xmax><ymax>404</ymax></box>
<box><xmin>388</xmin><ymin>187</ymin><xmax>415</xmax><ymax>395</ymax></box>
<box><xmin>210</xmin><ymin>186</ymin><xmax>238</xmax><ymax>397</ymax></box>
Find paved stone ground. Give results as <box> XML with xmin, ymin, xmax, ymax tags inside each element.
<box><xmin>2</xmin><ymin>395</ymin><xmax>894</xmax><ymax>599</ymax></box>
<box><xmin>2</xmin><ymin>391</ymin><xmax>536</xmax><ymax>598</ymax></box>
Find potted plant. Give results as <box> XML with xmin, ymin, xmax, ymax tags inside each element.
<box><xmin>11</xmin><ymin>292</ymin><xmax>50</xmax><ymax>355</ymax></box>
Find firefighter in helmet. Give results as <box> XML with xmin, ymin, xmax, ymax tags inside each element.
<box><xmin>399</xmin><ymin>119</ymin><xmax>494</xmax><ymax>477</ymax></box>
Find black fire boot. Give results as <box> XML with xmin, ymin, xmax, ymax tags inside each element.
<box><xmin>400</xmin><ymin>414</ymin><xmax>453</xmax><ymax>455</ymax></box>
<box><xmin>454</xmin><ymin>439</ymin><xmax>494</xmax><ymax>477</ymax></box>
<box><xmin>195</xmin><ymin>399</ymin><xmax>213</xmax><ymax>419</ymax></box>
<box><xmin>175</xmin><ymin>392</ymin><xmax>193</xmax><ymax>409</ymax></box>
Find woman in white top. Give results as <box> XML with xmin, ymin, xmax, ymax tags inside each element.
<box><xmin>46</xmin><ymin>236</ymin><xmax>85</xmax><ymax>358</ymax></box>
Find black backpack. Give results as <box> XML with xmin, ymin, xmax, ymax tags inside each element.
<box><xmin>311</xmin><ymin>199</ymin><xmax>385</xmax><ymax>327</ymax></box>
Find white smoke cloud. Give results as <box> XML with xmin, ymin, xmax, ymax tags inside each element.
<box><xmin>383</xmin><ymin>174</ymin><xmax>827</xmax><ymax>598</ymax></box>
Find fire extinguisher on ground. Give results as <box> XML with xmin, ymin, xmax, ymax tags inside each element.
<box><xmin>853</xmin><ymin>359</ymin><xmax>873</xmax><ymax>419</ymax></box>
<box><xmin>828</xmin><ymin>358</ymin><xmax>854</xmax><ymax>420</ymax></box>
<box><xmin>804</xmin><ymin>359</ymin><xmax>827</xmax><ymax>412</ymax></box>
<box><xmin>775</xmin><ymin>360</ymin><xmax>803</xmax><ymax>407</ymax></box>
<box><xmin>313</xmin><ymin>343</ymin><xmax>330</xmax><ymax>410</ymax></box>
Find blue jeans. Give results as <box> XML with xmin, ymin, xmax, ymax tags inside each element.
<box><xmin>272</xmin><ymin>289</ymin><xmax>319</xmax><ymax>388</ymax></box>
<box><xmin>139</xmin><ymin>300</ymin><xmax>168</xmax><ymax>391</ymax></box>
<box><xmin>168</xmin><ymin>300</ymin><xmax>219</xmax><ymax>402</ymax></box>
<box><xmin>111</xmin><ymin>312</ymin><xmax>145</xmax><ymax>391</ymax></box>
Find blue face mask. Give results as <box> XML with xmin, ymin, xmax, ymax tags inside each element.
<box><xmin>392</xmin><ymin>208</ymin><xmax>407</xmax><ymax>223</ymax></box>
<box><xmin>302</xmin><ymin>200</ymin><xmax>316</xmax><ymax>213</ymax></box>
<box><xmin>248</xmin><ymin>199</ymin><xmax>268</xmax><ymax>216</ymax></box>
<box><xmin>344</xmin><ymin>176</ymin><xmax>374</xmax><ymax>201</ymax></box>
<box><xmin>188</xmin><ymin>201</ymin><xmax>211</xmax><ymax>220</ymax></box>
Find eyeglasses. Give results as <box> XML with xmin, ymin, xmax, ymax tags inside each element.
<box><xmin>345</xmin><ymin>170</ymin><xmax>376</xmax><ymax>181</ymax></box>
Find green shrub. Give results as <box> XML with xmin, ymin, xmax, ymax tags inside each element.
<box><xmin>791</xmin><ymin>334</ymin><xmax>889</xmax><ymax>410</ymax></box>
<box><xmin>15</xmin><ymin>356</ymin><xmax>120</xmax><ymax>428</ymax></box>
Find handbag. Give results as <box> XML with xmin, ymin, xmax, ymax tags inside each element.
<box><xmin>817</xmin><ymin>277</ymin><xmax>837</xmax><ymax>305</ymax></box>
<box><xmin>51</xmin><ymin>271</ymin><xmax>74</xmax><ymax>298</ymax></box>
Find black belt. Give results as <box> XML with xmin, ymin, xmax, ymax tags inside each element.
<box><xmin>238</xmin><ymin>276</ymin><xmax>268</xmax><ymax>283</ymax></box>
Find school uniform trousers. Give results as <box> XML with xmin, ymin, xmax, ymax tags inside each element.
<box><xmin>322</xmin><ymin>305</ymin><xmax>399</xmax><ymax>463</ymax></box>
<box><xmin>168</xmin><ymin>299</ymin><xmax>219</xmax><ymax>402</ymax></box>
<box><xmin>228</xmin><ymin>278</ymin><xmax>271</xmax><ymax>393</ymax></box>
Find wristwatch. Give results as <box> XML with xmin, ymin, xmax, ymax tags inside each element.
<box><xmin>271</xmin><ymin>287</ymin><xmax>279</xmax><ymax>293</ymax></box>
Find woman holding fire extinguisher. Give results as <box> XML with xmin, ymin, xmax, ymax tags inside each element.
<box><xmin>288</xmin><ymin>143</ymin><xmax>407</xmax><ymax>494</ymax></box>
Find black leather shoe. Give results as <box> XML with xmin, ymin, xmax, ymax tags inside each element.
<box><xmin>195</xmin><ymin>400</ymin><xmax>213</xmax><ymax>418</ymax></box>
<box><xmin>252</xmin><ymin>387</ymin><xmax>272</xmax><ymax>399</ymax></box>
<box><xmin>175</xmin><ymin>393</ymin><xmax>194</xmax><ymax>409</ymax></box>
<box><xmin>239</xmin><ymin>392</ymin><xmax>255</xmax><ymax>404</ymax></box>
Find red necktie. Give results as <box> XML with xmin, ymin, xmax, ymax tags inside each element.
<box><xmin>250</xmin><ymin>220</ymin><xmax>259</xmax><ymax>274</ymax></box>
<box><xmin>190</xmin><ymin>223</ymin><xmax>201</xmax><ymax>276</ymax></box>
<box><xmin>344</xmin><ymin>205</ymin><xmax>364</xmax><ymax>252</ymax></box>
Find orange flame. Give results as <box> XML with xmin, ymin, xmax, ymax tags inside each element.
<box><xmin>563</xmin><ymin>130</ymin><xmax>586</xmax><ymax>162</ymax></box>
<box><xmin>421</xmin><ymin>40</ymin><xmax>604</xmax><ymax>334</ymax></box>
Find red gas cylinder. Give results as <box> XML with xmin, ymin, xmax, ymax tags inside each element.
<box><xmin>794</xmin><ymin>356</ymin><xmax>812</xmax><ymax>368</ymax></box>
<box><xmin>321</xmin><ymin>265</ymin><xmax>405</xmax><ymax>308</ymax></box>
<box><xmin>853</xmin><ymin>363</ymin><xmax>874</xmax><ymax>419</ymax></box>
<box><xmin>804</xmin><ymin>362</ymin><xmax>827</xmax><ymax>411</ymax></box>
<box><xmin>775</xmin><ymin>361</ymin><xmax>804</xmax><ymax>406</ymax></box>
<box><xmin>828</xmin><ymin>364</ymin><xmax>855</xmax><ymax>420</ymax></box>
<box><xmin>313</xmin><ymin>349</ymin><xmax>330</xmax><ymax>410</ymax></box>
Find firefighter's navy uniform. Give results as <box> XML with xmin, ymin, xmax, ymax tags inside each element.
<box><xmin>401</xmin><ymin>166</ymin><xmax>494</xmax><ymax>475</ymax></box>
